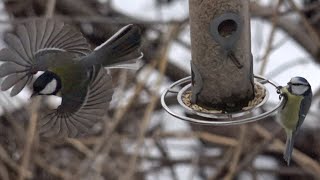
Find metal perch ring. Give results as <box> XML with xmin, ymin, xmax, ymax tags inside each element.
<box><xmin>161</xmin><ymin>75</ymin><xmax>285</xmax><ymax>126</ymax></box>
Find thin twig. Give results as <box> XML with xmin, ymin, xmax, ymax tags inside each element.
<box><xmin>255</xmin><ymin>124</ymin><xmax>320</xmax><ymax>177</ymax></box>
<box><xmin>154</xmin><ymin>140</ymin><xmax>178</xmax><ymax>180</ymax></box>
<box><xmin>121</xmin><ymin>24</ymin><xmax>183</xmax><ymax>180</ymax></box>
<box><xmin>45</xmin><ymin>0</ymin><xmax>56</xmax><ymax>18</ymax></box>
<box><xmin>196</xmin><ymin>132</ymin><xmax>238</xmax><ymax>147</ymax></box>
<box><xmin>188</xmin><ymin>149</ymin><xmax>201</xmax><ymax>180</ymax></box>
<box><xmin>73</xmin><ymin>62</ymin><xmax>159</xmax><ymax>179</ymax></box>
<box><xmin>254</xmin><ymin>166</ymin><xmax>311</xmax><ymax>176</ymax></box>
<box><xmin>234</xmin><ymin>124</ymin><xmax>282</xmax><ymax>174</ymax></box>
<box><xmin>223</xmin><ymin>125</ymin><xmax>247</xmax><ymax>180</ymax></box>
<box><xmin>287</xmin><ymin>0</ymin><xmax>320</xmax><ymax>47</ymax></box>
<box><xmin>0</xmin><ymin>16</ymin><xmax>186</xmax><ymax>25</ymax></box>
<box><xmin>209</xmin><ymin>148</ymin><xmax>234</xmax><ymax>180</ymax></box>
<box><xmin>18</xmin><ymin>97</ymin><xmax>40</xmax><ymax>180</ymax></box>
<box><xmin>66</xmin><ymin>138</ymin><xmax>93</xmax><ymax>157</ymax></box>
<box><xmin>0</xmin><ymin>161</ymin><xmax>9</xmax><ymax>180</ymax></box>
<box><xmin>34</xmin><ymin>156</ymin><xmax>71</xmax><ymax>179</ymax></box>
<box><xmin>0</xmin><ymin>145</ymin><xmax>32</xmax><ymax>178</ymax></box>
<box><xmin>259</xmin><ymin>0</ymin><xmax>283</xmax><ymax>75</ymax></box>
<box><xmin>250</xmin><ymin>1</ymin><xmax>320</xmax><ymax>18</ymax></box>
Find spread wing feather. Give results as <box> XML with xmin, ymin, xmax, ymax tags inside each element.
<box><xmin>38</xmin><ymin>66</ymin><xmax>114</xmax><ymax>138</ymax></box>
<box><xmin>1</xmin><ymin>73</ymin><xmax>26</xmax><ymax>91</ymax></box>
<box><xmin>0</xmin><ymin>19</ymin><xmax>91</xmax><ymax>96</ymax></box>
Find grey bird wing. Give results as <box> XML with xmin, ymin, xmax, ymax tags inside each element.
<box><xmin>39</xmin><ymin>65</ymin><xmax>113</xmax><ymax>138</ymax></box>
<box><xmin>296</xmin><ymin>90</ymin><xmax>313</xmax><ymax>131</ymax></box>
<box><xmin>0</xmin><ymin>19</ymin><xmax>91</xmax><ymax>96</ymax></box>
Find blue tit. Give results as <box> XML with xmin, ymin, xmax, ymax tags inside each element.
<box><xmin>0</xmin><ymin>19</ymin><xmax>143</xmax><ymax>138</ymax></box>
<box><xmin>277</xmin><ymin>77</ymin><xmax>312</xmax><ymax>165</ymax></box>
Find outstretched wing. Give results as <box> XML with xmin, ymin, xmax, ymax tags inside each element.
<box><xmin>38</xmin><ymin>66</ymin><xmax>114</xmax><ymax>138</ymax></box>
<box><xmin>0</xmin><ymin>19</ymin><xmax>91</xmax><ymax>96</ymax></box>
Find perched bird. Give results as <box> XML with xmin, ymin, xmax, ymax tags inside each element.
<box><xmin>0</xmin><ymin>19</ymin><xmax>143</xmax><ymax>138</ymax></box>
<box><xmin>277</xmin><ymin>77</ymin><xmax>312</xmax><ymax>165</ymax></box>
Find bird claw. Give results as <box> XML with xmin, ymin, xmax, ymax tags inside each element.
<box><xmin>276</xmin><ymin>86</ymin><xmax>284</xmax><ymax>100</ymax></box>
<box><xmin>276</xmin><ymin>86</ymin><xmax>282</xmax><ymax>94</ymax></box>
<box><xmin>278</xmin><ymin>93</ymin><xmax>285</xmax><ymax>100</ymax></box>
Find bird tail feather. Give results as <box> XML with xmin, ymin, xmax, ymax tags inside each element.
<box><xmin>284</xmin><ymin>132</ymin><xmax>295</xmax><ymax>166</ymax></box>
<box><xmin>82</xmin><ymin>24</ymin><xmax>143</xmax><ymax>68</ymax></box>
<box><xmin>105</xmin><ymin>57</ymin><xmax>143</xmax><ymax>70</ymax></box>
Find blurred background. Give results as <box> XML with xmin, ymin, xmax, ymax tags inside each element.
<box><xmin>0</xmin><ymin>0</ymin><xmax>320</xmax><ymax>179</ymax></box>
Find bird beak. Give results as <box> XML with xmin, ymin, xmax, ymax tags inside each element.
<box><xmin>30</xmin><ymin>92</ymin><xmax>38</xmax><ymax>98</ymax></box>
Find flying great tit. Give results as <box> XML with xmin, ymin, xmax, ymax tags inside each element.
<box><xmin>277</xmin><ymin>77</ymin><xmax>312</xmax><ymax>165</ymax></box>
<box><xmin>0</xmin><ymin>19</ymin><xmax>143</xmax><ymax>138</ymax></box>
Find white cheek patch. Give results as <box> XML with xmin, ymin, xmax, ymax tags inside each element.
<box><xmin>292</xmin><ymin>85</ymin><xmax>309</xmax><ymax>95</ymax></box>
<box><xmin>40</xmin><ymin>79</ymin><xmax>57</xmax><ymax>95</ymax></box>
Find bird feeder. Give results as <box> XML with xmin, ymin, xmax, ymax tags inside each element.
<box><xmin>161</xmin><ymin>0</ymin><xmax>285</xmax><ymax>125</ymax></box>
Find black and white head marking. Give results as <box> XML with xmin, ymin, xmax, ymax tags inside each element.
<box><xmin>287</xmin><ymin>77</ymin><xmax>311</xmax><ymax>96</ymax></box>
<box><xmin>33</xmin><ymin>71</ymin><xmax>62</xmax><ymax>96</ymax></box>
<box><xmin>40</xmin><ymin>79</ymin><xmax>58</xmax><ymax>94</ymax></box>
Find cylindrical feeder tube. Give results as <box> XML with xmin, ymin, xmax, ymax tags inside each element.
<box><xmin>189</xmin><ymin>0</ymin><xmax>254</xmax><ymax>112</ymax></box>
